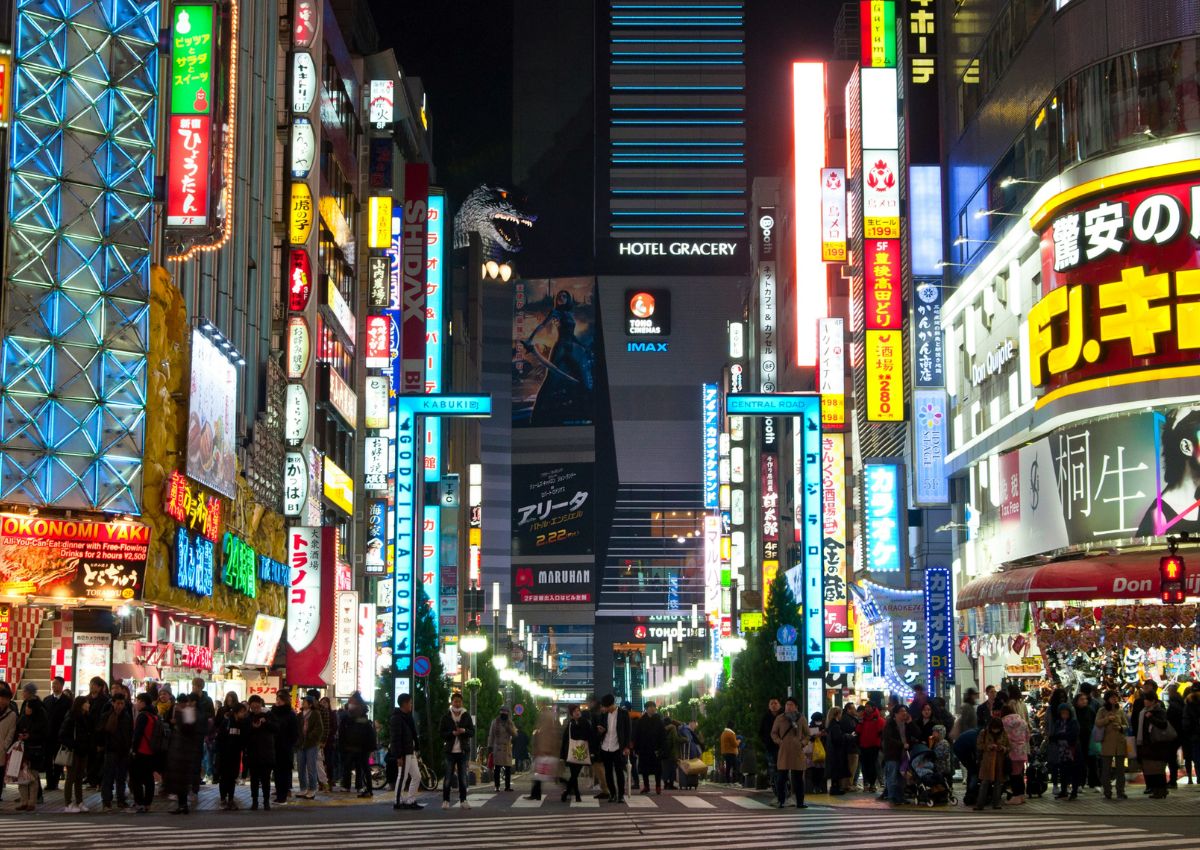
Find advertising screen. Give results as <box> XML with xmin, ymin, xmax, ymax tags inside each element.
<box><xmin>186</xmin><ymin>330</ymin><xmax>238</xmax><ymax>498</ymax></box>
<box><xmin>512</xmin><ymin>463</ymin><xmax>593</xmax><ymax>556</ymax></box>
<box><xmin>512</xmin><ymin>278</ymin><xmax>596</xmax><ymax>427</ymax></box>
<box><xmin>0</xmin><ymin>514</ymin><xmax>150</xmax><ymax>599</ymax></box>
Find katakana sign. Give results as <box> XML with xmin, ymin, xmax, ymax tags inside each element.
<box><xmin>864</xmin><ymin>463</ymin><xmax>903</xmax><ymax>573</ymax></box>
<box><xmin>512</xmin><ymin>464</ymin><xmax>593</xmax><ymax>556</ymax></box>
<box><xmin>163</xmin><ymin>470</ymin><xmax>224</xmax><ymax>543</ymax></box>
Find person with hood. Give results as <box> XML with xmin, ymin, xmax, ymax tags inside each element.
<box><xmin>855</xmin><ymin>701</ymin><xmax>886</xmax><ymax>792</ymax></box>
<box><xmin>339</xmin><ymin>698</ymin><xmax>376</xmax><ymax>798</ymax></box>
<box><xmin>487</xmin><ymin>706</ymin><xmax>517</xmax><ymax>792</ymax></box>
<box><xmin>973</xmin><ymin>715</ymin><xmax>1010</xmax><ymax>811</ymax></box>
<box><xmin>770</xmin><ymin>697</ymin><xmax>809</xmax><ymax>809</ymax></box>
<box><xmin>1049</xmin><ymin>702</ymin><xmax>1081</xmax><ymax>800</ymax></box>
<box><xmin>297</xmin><ymin>692</ymin><xmax>324</xmax><ymax>799</ymax></box>
<box><xmin>839</xmin><ymin>703</ymin><xmax>860</xmax><ymax>791</ymax></box>
<box><xmin>560</xmin><ymin>703</ymin><xmax>593</xmax><ymax>802</ymax></box>
<box><xmin>391</xmin><ymin>693</ymin><xmax>422</xmax><ymax>810</ymax></box>
<box><xmin>1000</xmin><ymin>703</ymin><xmax>1029</xmax><ymax>804</ymax></box>
<box><xmin>881</xmin><ymin>705</ymin><xmax>912</xmax><ymax>806</ymax></box>
<box><xmin>1095</xmin><ymin>689</ymin><xmax>1130</xmax><ymax>799</ymax></box>
<box><xmin>97</xmin><ymin>688</ymin><xmax>132</xmax><ymax>810</ymax></box>
<box><xmin>759</xmin><ymin>697</ymin><xmax>782</xmax><ymax>790</ymax></box>
<box><xmin>634</xmin><ymin>701</ymin><xmax>665</xmax><ymax>794</ymax></box>
<box><xmin>165</xmin><ymin>693</ymin><xmax>200</xmax><ymax>814</ymax></box>
<box><xmin>954</xmin><ymin>688</ymin><xmax>979</xmax><ymax>740</ymax></box>
<box><xmin>440</xmin><ymin>692</ymin><xmax>475</xmax><ymax>809</ymax></box>
<box><xmin>824</xmin><ymin>706</ymin><xmax>850</xmax><ymax>796</ymax></box>
<box><xmin>59</xmin><ymin>695</ymin><xmax>92</xmax><ymax>813</ymax></box>
<box><xmin>244</xmin><ymin>694</ymin><xmax>275</xmax><ymax>810</ymax></box>
<box><xmin>12</xmin><ymin>687</ymin><xmax>48</xmax><ymax>811</ymax></box>
<box><xmin>526</xmin><ymin>703</ymin><xmax>561</xmax><ymax>801</ymax></box>
<box><xmin>1137</xmin><ymin>692</ymin><xmax>1174</xmax><ymax>798</ymax></box>
<box><xmin>208</xmin><ymin>698</ymin><xmax>242</xmax><ymax>810</ymax></box>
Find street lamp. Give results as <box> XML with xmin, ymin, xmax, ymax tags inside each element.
<box><xmin>461</xmin><ymin>632</ymin><xmax>488</xmax><ymax>756</ymax></box>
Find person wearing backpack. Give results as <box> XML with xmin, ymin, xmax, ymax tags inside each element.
<box><xmin>130</xmin><ymin>693</ymin><xmax>161</xmax><ymax>812</ymax></box>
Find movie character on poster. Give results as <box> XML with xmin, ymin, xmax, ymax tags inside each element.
<box><xmin>1137</xmin><ymin>407</ymin><xmax>1200</xmax><ymax>537</ymax></box>
<box><xmin>512</xmin><ymin>280</ymin><xmax>595</xmax><ymax>427</ymax></box>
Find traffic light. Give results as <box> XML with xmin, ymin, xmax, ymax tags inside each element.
<box><xmin>1160</xmin><ymin>555</ymin><xmax>1186</xmax><ymax>604</ymax></box>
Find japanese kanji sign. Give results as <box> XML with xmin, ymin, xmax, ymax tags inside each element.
<box><xmin>865</xmin><ymin>239</ymin><xmax>902</xmax><ymax>329</ymax></box>
<box><xmin>924</xmin><ymin>566</ymin><xmax>953</xmax><ymax>685</ymax></box>
<box><xmin>286</xmin><ymin>526</ymin><xmax>335</xmax><ymax>686</ymax></box>
<box><xmin>822</xmin><ymin>434</ymin><xmax>848</xmax><ymax>638</ymax></box>
<box><xmin>913</xmin><ymin>280</ymin><xmax>945</xmax><ymax>387</ymax></box>
<box><xmin>865</xmin><ymin>330</ymin><xmax>903</xmax><ymax>421</ymax></box>
<box><xmin>165</xmin><ymin>4</ymin><xmax>216</xmax><ymax>229</ymax></box>
<box><xmin>0</xmin><ymin>514</ymin><xmax>149</xmax><ymax>600</ymax></box>
<box><xmin>163</xmin><ymin>469</ymin><xmax>224</xmax><ymax>542</ymax></box>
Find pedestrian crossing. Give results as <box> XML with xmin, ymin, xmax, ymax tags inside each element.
<box><xmin>3</xmin><ymin>806</ymin><xmax>1200</xmax><ymax>849</ymax></box>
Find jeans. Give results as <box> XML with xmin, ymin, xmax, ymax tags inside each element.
<box><xmin>101</xmin><ymin>752</ymin><xmax>129</xmax><ymax>805</ymax></box>
<box><xmin>860</xmin><ymin>747</ymin><xmax>881</xmax><ymax>788</ymax></box>
<box><xmin>600</xmin><ymin>750</ymin><xmax>627</xmax><ymax>800</ymax></box>
<box><xmin>396</xmin><ymin>754</ymin><xmax>420</xmax><ymax>805</ymax></box>
<box><xmin>130</xmin><ymin>753</ymin><xmax>156</xmax><ymax>807</ymax></box>
<box><xmin>775</xmin><ymin>768</ymin><xmax>805</xmax><ymax>806</ymax></box>
<box><xmin>297</xmin><ymin>746</ymin><xmax>319</xmax><ymax>792</ymax></box>
<box><xmin>884</xmin><ymin>759</ymin><xmax>905</xmax><ymax>804</ymax></box>
<box><xmin>1101</xmin><ymin>754</ymin><xmax>1126</xmax><ymax>795</ymax></box>
<box><xmin>443</xmin><ymin>752</ymin><xmax>468</xmax><ymax>802</ymax></box>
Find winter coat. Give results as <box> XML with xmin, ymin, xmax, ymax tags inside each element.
<box><xmin>439</xmin><ymin>708</ymin><xmax>475</xmax><ymax>755</ymax></box>
<box><xmin>680</xmin><ymin>724</ymin><xmax>703</xmax><ymax>759</ymax></box>
<box><xmin>244</xmin><ymin>710</ymin><xmax>276</xmax><ymax>767</ymax></box>
<box><xmin>193</xmin><ymin>691</ymin><xmax>216</xmax><ymax>737</ymax></box>
<box><xmin>560</xmin><ymin>716</ymin><xmax>594</xmax><ymax>761</ymax></box>
<box><xmin>976</xmin><ymin>725</ymin><xmax>1010</xmax><ymax>783</ymax></box>
<box><xmin>1094</xmin><ymin>705</ymin><xmax>1129</xmax><ymax>757</ymax></box>
<box><xmin>98</xmin><ymin>700</ymin><xmax>133</xmax><ymax>755</ymax></box>
<box><xmin>760</xmin><ymin>708</ymin><xmax>781</xmax><ymax>754</ymax></box>
<box><xmin>839</xmin><ymin>712</ymin><xmax>860</xmax><ymax>754</ymax></box>
<box><xmin>856</xmin><ymin>706</ymin><xmax>886</xmax><ymax>749</ymax></box>
<box><xmin>513</xmin><ymin>729</ymin><xmax>530</xmax><ymax>762</ymax></box>
<box><xmin>1167</xmin><ymin>691</ymin><xmax>1186</xmax><ymax>742</ymax></box>
<box><xmin>488</xmin><ymin>717</ymin><xmax>517</xmax><ymax>766</ymax></box>
<box><xmin>771</xmin><ymin>713</ymin><xmax>809</xmax><ymax>771</ymax></box>
<box><xmin>881</xmin><ymin>717</ymin><xmax>911</xmax><ymax>762</ymax></box>
<box><xmin>1183</xmin><ymin>693</ymin><xmax>1200</xmax><ymax>745</ymax></box>
<box><xmin>1048</xmin><ymin>715</ymin><xmax>1080</xmax><ymax>765</ymax></box>
<box><xmin>132</xmin><ymin>706</ymin><xmax>161</xmax><ymax>757</ymax></box>
<box><xmin>1136</xmin><ymin>703</ymin><xmax>1175</xmax><ymax>763</ymax></box>
<box><xmin>214</xmin><ymin>713</ymin><xmax>245</xmax><ymax>763</ymax></box>
<box><xmin>634</xmin><ymin>713</ymin><xmax>665</xmax><ymax>758</ymax></box>
<box><xmin>660</xmin><ymin>722</ymin><xmax>679</xmax><ymax>764</ymax></box>
<box><xmin>390</xmin><ymin>708</ymin><xmax>418</xmax><ymax>757</ymax></box>
<box><xmin>165</xmin><ymin>711</ymin><xmax>200</xmax><ymax>794</ymax></box>
<box><xmin>0</xmin><ymin>704</ymin><xmax>17</xmax><ymax>755</ymax></box>
<box><xmin>1073</xmin><ymin>702</ymin><xmax>1096</xmax><ymax>750</ymax></box>
<box><xmin>954</xmin><ymin>701</ymin><xmax>978</xmax><ymax>738</ymax></box>
<box><xmin>340</xmin><ymin>712</ymin><xmax>377</xmax><ymax>754</ymax></box>
<box><xmin>15</xmin><ymin>697</ymin><xmax>49</xmax><ymax>771</ymax></box>
<box><xmin>825</xmin><ymin>720</ymin><xmax>850</xmax><ymax>781</ymax></box>
<box><xmin>270</xmin><ymin>704</ymin><xmax>298</xmax><ymax>766</ymax></box>
<box><xmin>1002</xmin><ymin>713</ymin><xmax>1030</xmax><ymax>762</ymax></box>
<box><xmin>299</xmin><ymin>707</ymin><xmax>324</xmax><ymax>750</ymax></box>
<box><xmin>58</xmin><ymin>710</ymin><xmax>92</xmax><ymax>754</ymax></box>
<box><xmin>320</xmin><ymin>703</ymin><xmax>335</xmax><ymax>747</ymax></box>
<box><xmin>911</xmin><ymin>716</ymin><xmax>936</xmax><ymax>745</ymax></box>
<box><xmin>43</xmin><ymin>692</ymin><xmax>70</xmax><ymax>750</ymax></box>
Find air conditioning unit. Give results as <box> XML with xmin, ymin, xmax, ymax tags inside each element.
<box><xmin>117</xmin><ymin>607</ymin><xmax>147</xmax><ymax>641</ymax></box>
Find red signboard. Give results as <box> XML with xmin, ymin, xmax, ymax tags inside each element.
<box><xmin>286</xmin><ymin>525</ymin><xmax>336</xmax><ymax>686</ymax></box>
<box><xmin>166</xmin><ymin>115</ymin><xmax>212</xmax><ymax>227</ymax></box>
<box><xmin>401</xmin><ymin>163</ymin><xmax>429</xmax><ymax>394</ymax></box>
<box><xmin>0</xmin><ymin>604</ymin><xmax>10</xmax><ymax>676</ymax></box>
<box><xmin>0</xmin><ymin>514</ymin><xmax>150</xmax><ymax>600</ymax></box>
<box><xmin>365</xmin><ymin>314</ymin><xmax>390</xmax><ymax>368</ymax></box>
<box><xmin>864</xmin><ymin>238</ymin><xmax>902</xmax><ymax>330</ymax></box>
<box><xmin>293</xmin><ymin>0</ymin><xmax>316</xmax><ymax>47</ymax></box>
<box><xmin>761</xmin><ymin>453</ymin><xmax>779</xmax><ymax>543</ymax></box>
<box><xmin>288</xmin><ymin>249</ymin><xmax>313</xmax><ymax>312</ymax></box>
<box><xmin>1031</xmin><ymin>174</ymin><xmax>1200</xmax><ymax>397</ymax></box>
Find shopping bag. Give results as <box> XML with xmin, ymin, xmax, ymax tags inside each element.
<box><xmin>1125</xmin><ymin>735</ymin><xmax>1137</xmax><ymax>759</ymax></box>
<box><xmin>5</xmin><ymin>742</ymin><xmax>24</xmax><ymax>782</ymax></box>
<box><xmin>53</xmin><ymin>745</ymin><xmax>74</xmax><ymax>768</ymax></box>
<box><xmin>532</xmin><ymin>755</ymin><xmax>559</xmax><ymax>783</ymax></box>
<box><xmin>812</xmin><ymin>738</ymin><xmax>826</xmax><ymax>765</ymax></box>
<box><xmin>566</xmin><ymin>739</ymin><xmax>591</xmax><ymax>765</ymax></box>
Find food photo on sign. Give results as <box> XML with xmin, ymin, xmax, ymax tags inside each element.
<box><xmin>0</xmin><ymin>514</ymin><xmax>150</xmax><ymax>600</ymax></box>
<box><xmin>186</xmin><ymin>329</ymin><xmax>238</xmax><ymax>498</ymax></box>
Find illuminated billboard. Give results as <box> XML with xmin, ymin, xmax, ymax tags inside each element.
<box><xmin>187</xmin><ymin>330</ymin><xmax>238</xmax><ymax>498</ymax></box>
<box><xmin>792</xmin><ymin>62</ymin><xmax>828</xmax><ymax>366</ymax></box>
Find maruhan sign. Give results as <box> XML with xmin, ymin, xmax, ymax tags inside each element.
<box><xmin>617</xmin><ymin>241</ymin><xmax>739</xmax><ymax>257</ymax></box>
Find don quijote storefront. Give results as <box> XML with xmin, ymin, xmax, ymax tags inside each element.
<box><xmin>947</xmin><ymin>152</ymin><xmax>1200</xmax><ymax>699</ymax></box>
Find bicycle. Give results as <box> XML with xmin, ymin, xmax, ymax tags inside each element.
<box><xmin>418</xmin><ymin>755</ymin><xmax>439</xmax><ymax>791</ymax></box>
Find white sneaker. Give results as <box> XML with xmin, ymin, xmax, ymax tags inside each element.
<box><xmin>441</xmin><ymin>800</ymin><xmax>450</xmax><ymax>810</ymax></box>
<box><xmin>77</xmin><ymin>803</ymin><xmax>89</xmax><ymax>813</ymax></box>
<box><xmin>459</xmin><ymin>800</ymin><xmax>471</xmax><ymax>810</ymax></box>
<box><xmin>64</xmin><ymin>804</ymin><xmax>78</xmax><ymax>814</ymax></box>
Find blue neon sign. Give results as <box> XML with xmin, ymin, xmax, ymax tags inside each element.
<box><xmin>399</xmin><ymin>394</ymin><xmax>492</xmax><ymax>417</ymax></box>
<box><xmin>726</xmin><ymin>393</ymin><xmax>818</xmax><ymax>416</ymax></box>
<box><xmin>925</xmin><ymin>566</ymin><xmax>954</xmax><ymax>686</ymax></box>
<box><xmin>864</xmin><ymin>463</ymin><xmax>903</xmax><ymax>573</ymax></box>
<box><xmin>797</xmin><ymin>400</ymin><xmax>824</xmax><ymax>671</ymax></box>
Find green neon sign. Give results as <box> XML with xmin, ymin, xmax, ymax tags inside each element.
<box><xmin>171</xmin><ymin>4</ymin><xmax>215</xmax><ymax>115</ymax></box>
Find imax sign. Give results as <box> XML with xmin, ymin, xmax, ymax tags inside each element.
<box><xmin>628</xmin><ymin>342</ymin><xmax>668</xmax><ymax>353</ymax></box>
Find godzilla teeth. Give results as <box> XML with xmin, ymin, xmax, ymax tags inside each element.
<box><xmin>494</xmin><ymin>213</ymin><xmax>533</xmax><ymax>227</ymax></box>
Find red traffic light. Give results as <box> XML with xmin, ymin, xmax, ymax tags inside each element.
<box><xmin>1160</xmin><ymin>555</ymin><xmax>1186</xmax><ymax>604</ymax></box>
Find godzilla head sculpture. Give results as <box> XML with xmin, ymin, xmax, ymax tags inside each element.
<box><xmin>453</xmin><ymin>184</ymin><xmax>537</xmax><ymax>258</ymax></box>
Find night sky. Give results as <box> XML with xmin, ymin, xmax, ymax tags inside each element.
<box><xmin>370</xmin><ymin>1</ymin><xmax>843</xmax><ymax>220</ymax></box>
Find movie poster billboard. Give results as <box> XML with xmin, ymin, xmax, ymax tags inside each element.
<box><xmin>187</xmin><ymin>330</ymin><xmax>238</xmax><ymax>498</ymax></box>
<box><xmin>512</xmin><ymin>464</ymin><xmax>593</xmax><ymax>556</ymax></box>
<box><xmin>512</xmin><ymin>278</ymin><xmax>595</xmax><ymax>427</ymax></box>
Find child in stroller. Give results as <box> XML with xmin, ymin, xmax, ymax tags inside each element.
<box><xmin>907</xmin><ymin>743</ymin><xmax>957</xmax><ymax>807</ymax></box>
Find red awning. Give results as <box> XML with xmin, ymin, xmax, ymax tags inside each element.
<box><xmin>956</xmin><ymin>552</ymin><xmax>1196</xmax><ymax>609</ymax></box>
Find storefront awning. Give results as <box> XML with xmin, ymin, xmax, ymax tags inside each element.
<box><xmin>956</xmin><ymin>553</ymin><xmax>1191</xmax><ymax>609</ymax></box>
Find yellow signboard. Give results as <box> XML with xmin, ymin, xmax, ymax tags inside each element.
<box><xmin>865</xmin><ymin>329</ymin><xmax>904</xmax><ymax>421</ymax></box>
<box><xmin>289</xmin><ymin>183</ymin><xmax>314</xmax><ymax>245</ymax></box>
<box><xmin>323</xmin><ymin>456</ymin><xmax>354</xmax><ymax>515</ymax></box>
<box><xmin>368</xmin><ymin>196</ymin><xmax>392</xmax><ymax>249</ymax></box>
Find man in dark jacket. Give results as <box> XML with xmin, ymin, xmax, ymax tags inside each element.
<box><xmin>339</xmin><ymin>700</ymin><xmax>377</xmax><ymax>798</ymax></box>
<box><xmin>391</xmin><ymin>693</ymin><xmax>422</xmax><ymax>810</ymax></box>
<box><xmin>98</xmin><ymin>690</ymin><xmax>133</xmax><ymax>810</ymax></box>
<box><xmin>633</xmin><ymin>700</ymin><xmax>665</xmax><ymax>795</ymax></box>
<box><xmin>881</xmin><ymin>705</ymin><xmax>911</xmax><ymax>806</ymax></box>
<box><xmin>759</xmin><ymin>697</ymin><xmax>782</xmax><ymax>790</ymax></box>
<box><xmin>1167</xmin><ymin>681</ymin><xmax>1187</xmax><ymax>788</ymax></box>
<box><xmin>840</xmin><ymin>703</ymin><xmax>861</xmax><ymax>791</ymax></box>
<box><xmin>43</xmin><ymin>677</ymin><xmax>69</xmax><ymax>791</ymax></box>
<box><xmin>270</xmin><ymin>690</ymin><xmax>298</xmax><ymax>804</ymax></box>
<box><xmin>595</xmin><ymin>694</ymin><xmax>632</xmax><ymax>804</ymax></box>
<box><xmin>244</xmin><ymin>694</ymin><xmax>275</xmax><ymax>810</ymax></box>
<box><xmin>189</xmin><ymin>677</ymin><xmax>215</xmax><ymax>797</ymax></box>
<box><xmin>439</xmin><ymin>692</ymin><xmax>475</xmax><ymax>809</ymax></box>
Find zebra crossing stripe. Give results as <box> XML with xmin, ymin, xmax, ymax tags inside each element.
<box><xmin>723</xmin><ymin>795</ymin><xmax>774</xmax><ymax>809</ymax></box>
<box><xmin>511</xmin><ymin>795</ymin><xmax>546</xmax><ymax>808</ymax></box>
<box><xmin>674</xmin><ymin>795</ymin><xmax>715</xmax><ymax>808</ymax></box>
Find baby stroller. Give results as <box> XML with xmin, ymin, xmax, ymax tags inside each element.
<box><xmin>1024</xmin><ymin>732</ymin><xmax>1049</xmax><ymax>799</ymax></box>
<box><xmin>908</xmin><ymin>744</ymin><xmax>956</xmax><ymax>807</ymax></box>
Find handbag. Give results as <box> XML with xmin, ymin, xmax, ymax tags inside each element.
<box><xmin>566</xmin><ymin>738</ymin><xmax>591</xmax><ymax>765</ymax></box>
<box><xmin>1148</xmin><ymin>721</ymin><xmax>1178</xmax><ymax>745</ymax></box>
<box><xmin>680</xmin><ymin>757</ymin><xmax>707</xmax><ymax>776</ymax></box>
<box><xmin>53</xmin><ymin>745</ymin><xmax>74</xmax><ymax>768</ymax></box>
<box><xmin>4</xmin><ymin>742</ymin><xmax>23</xmax><ymax>782</ymax></box>
<box><xmin>812</xmin><ymin>738</ymin><xmax>826</xmax><ymax>764</ymax></box>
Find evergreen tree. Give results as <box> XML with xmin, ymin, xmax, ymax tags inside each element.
<box><xmin>414</xmin><ymin>583</ymin><xmax>450</xmax><ymax>773</ymax></box>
